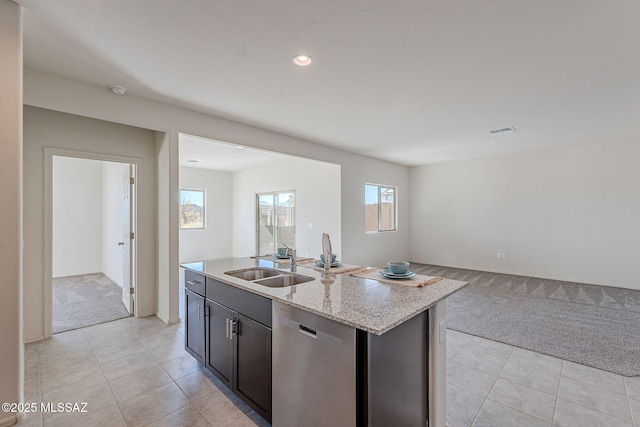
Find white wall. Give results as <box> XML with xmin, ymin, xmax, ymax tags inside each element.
<box><xmin>409</xmin><ymin>141</ymin><xmax>640</xmax><ymax>290</ymax></box>
<box><xmin>156</xmin><ymin>131</ymin><xmax>180</xmax><ymax>324</ymax></box>
<box><xmin>179</xmin><ymin>167</ymin><xmax>233</xmax><ymax>263</ymax></box>
<box><xmin>52</xmin><ymin>157</ymin><xmax>129</xmax><ymax>283</ymax></box>
<box><xmin>103</xmin><ymin>161</ymin><xmax>129</xmax><ymax>286</ymax></box>
<box><xmin>342</xmin><ymin>156</ymin><xmax>409</xmax><ymax>268</ymax></box>
<box><xmin>0</xmin><ymin>1</ymin><xmax>22</xmax><ymax>423</ymax></box>
<box><xmin>23</xmin><ymin>106</ymin><xmax>157</xmax><ymax>342</ymax></box>
<box><xmin>232</xmin><ymin>157</ymin><xmax>341</xmax><ymax>259</ymax></box>
<box><xmin>24</xmin><ymin>70</ymin><xmax>410</xmax><ymax>271</ymax></box>
<box><xmin>52</xmin><ymin>156</ymin><xmax>103</xmax><ymax>277</ymax></box>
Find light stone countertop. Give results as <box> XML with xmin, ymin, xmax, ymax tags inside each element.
<box><xmin>181</xmin><ymin>257</ymin><xmax>468</xmax><ymax>335</ymax></box>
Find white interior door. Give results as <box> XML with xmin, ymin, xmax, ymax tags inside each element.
<box><xmin>122</xmin><ymin>165</ymin><xmax>135</xmax><ymax>314</ymax></box>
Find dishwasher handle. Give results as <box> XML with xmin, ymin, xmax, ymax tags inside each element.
<box><xmin>298</xmin><ymin>324</ymin><xmax>317</xmax><ymax>339</ymax></box>
<box><xmin>278</xmin><ymin>314</ymin><xmax>343</xmax><ymax>348</ymax></box>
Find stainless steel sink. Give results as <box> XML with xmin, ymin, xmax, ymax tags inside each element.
<box><xmin>253</xmin><ymin>274</ymin><xmax>315</xmax><ymax>288</ymax></box>
<box><xmin>225</xmin><ymin>267</ymin><xmax>283</xmax><ymax>281</ymax></box>
<box><xmin>225</xmin><ymin>267</ymin><xmax>314</xmax><ymax>288</ymax></box>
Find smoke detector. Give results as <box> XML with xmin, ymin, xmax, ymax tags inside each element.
<box><xmin>110</xmin><ymin>86</ymin><xmax>126</xmax><ymax>95</ymax></box>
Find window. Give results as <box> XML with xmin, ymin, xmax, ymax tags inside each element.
<box><xmin>256</xmin><ymin>191</ymin><xmax>295</xmax><ymax>255</ymax></box>
<box><xmin>180</xmin><ymin>189</ymin><xmax>205</xmax><ymax>229</ymax></box>
<box><xmin>365</xmin><ymin>184</ymin><xmax>396</xmax><ymax>232</ymax></box>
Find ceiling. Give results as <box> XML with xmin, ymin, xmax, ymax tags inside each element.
<box><xmin>17</xmin><ymin>0</ymin><xmax>640</xmax><ymax>166</ymax></box>
<box><xmin>179</xmin><ymin>133</ymin><xmax>289</xmax><ymax>172</ymax></box>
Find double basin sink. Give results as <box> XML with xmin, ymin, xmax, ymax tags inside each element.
<box><xmin>224</xmin><ymin>267</ymin><xmax>314</xmax><ymax>288</ymax></box>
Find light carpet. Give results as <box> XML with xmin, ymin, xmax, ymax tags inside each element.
<box><xmin>53</xmin><ymin>273</ymin><xmax>131</xmax><ymax>334</ymax></box>
<box><xmin>411</xmin><ymin>263</ymin><xmax>640</xmax><ymax>376</ymax></box>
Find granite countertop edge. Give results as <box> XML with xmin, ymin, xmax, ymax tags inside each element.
<box><xmin>181</xmin><ymin>257</ymin><xmax>469</xmax><ymax>335</ymax></box>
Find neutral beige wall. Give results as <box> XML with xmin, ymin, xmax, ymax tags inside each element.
<box><xmin>179</xmin><ymin>167</ymin><xmax>233</xmax><ymax>263</ymax></box>
<box><xmin>24</xmin><ymin>69</ymin><xmax>410</xmax><ymax>270</ymax></box>
<box><xmin>52</xmin><ymin>156</ymin><xmax>103</xmax><ymax>277</ymax></box>
<box><xmin>342</xmin><ymin>158</ymin><xmax>409</xmax><ymax>268</ymax></box>
<box><xmin>0</xmin><ymin>1</ymin><xmax>22</xmax><ymax>424</ymax></box>
<box><xmin>23</xmin><ymin>106</ymin><xmax>158</xmax><ymax>341</ymax></box>
<box><xmin>409</xmin><ymin>141</ymin><xmax>640</xmax><ymax>289</ymax></box>
<box><xmin>232</xmin><ymin>157</ymin><xmax>341</xmax><ymax>260</ymax></box>
<box><xmin>156</xmin><ymin>131</ymin><xmax>180</xmax><ymax>324</ymax></box>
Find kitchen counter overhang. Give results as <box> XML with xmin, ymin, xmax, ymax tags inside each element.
<box><xmin>181</xmin><ymin>257</ymin><xmax>468</xmax><ymax>335</ymax></box>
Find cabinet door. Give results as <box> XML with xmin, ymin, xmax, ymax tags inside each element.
<box><xmin>205</xmin><ymin>299</ymin><xmax>234</xmax><ymax>387</ymax></box>
<box><xmin>235</xmin><ymin>314</ymin><xmax>272</xmax><ymax>422</ymax></box>
<box><xmin>185</xmin><ymin>290</ymin><xmax>205</xmax><ymax>364</ymax></box>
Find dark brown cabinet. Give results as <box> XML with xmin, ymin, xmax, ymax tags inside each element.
<box><xmin>184</xmin><ymin>271</ymin><xmax>206</xmax><ymax>364</ymax></box>
<box><xmin>235</xmin><ymin>314</ymin><xmax>272</xmax><ymax>417</ymax></box>
<box><xmin>184</xmin><ymin>290</ymin><xmax>206</xmax><ymax>364</ymax></box>
<box><xmin>205</xmin><ymin>299</ymin><xmax>234</xmax><ymax>386</ymax></box>
<box><xmin>184</xmin><ymin>271</ymin><xmax>272</xmax><ymax>423</ymax></box>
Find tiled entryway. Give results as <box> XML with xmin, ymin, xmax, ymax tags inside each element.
<box><xmin>19</xmin><ymin>316</ymin><xmax>269</xmax><ymax>427</ymax></box>
<box><xmin>446</xmin><ymin>329</ymin><xmax>640</xmax><ymax>427</ymax></box>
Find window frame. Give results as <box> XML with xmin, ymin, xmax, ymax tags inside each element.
<box><xmin>255</xmin><ymin>190</ymin><xmax>296</xmax><ymax>256</ymax></box>
<box><xmin>365</xmin><ymin>183</ymin><xmax>397</xmax><ymax>233</ymax></box>
<box><xmin>179</xmin><ymin>189</ymin><xmax>206</xmax><ymax>230</ymax></box>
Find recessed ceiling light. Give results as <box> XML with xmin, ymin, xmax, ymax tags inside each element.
<box><xmin>110</xmin><ymin>85</ymin><xmax>126</xmax><ymax>95</ymax></box>
<box><xmin>187</xmin><ymin>159</ymin><xmax>203</xmax><ymax>163</ymax></box>
<box><xmin>236</xmin><ymin>146</ymin><xmax>244</xmax><ymax>149</ymax></box>
<box><xmin>292</xmin><ymin>54</ymin><xmax>312</xmax><ymax>66</ymax></box>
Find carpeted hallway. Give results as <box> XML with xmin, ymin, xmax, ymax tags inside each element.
<box><xmin>53</xmin><ymin>273</ymin><xmax>131</xmax><ymax>334</ymax></box>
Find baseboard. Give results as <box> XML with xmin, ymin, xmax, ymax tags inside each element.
<box><xmin>24</xmin><ymin>334</ymin><xmax>44</xmax><ymax>344</ymax></box>
<box><xmin>0</xmin><ymin>412</ymin><xmax>19</xmax><ymax>426</ymax></box>
<box><xmin>155</xmin><ymin>311</ymin><xmax>181</xmax><ymax>325</ymax></box>
<box><xmin>167</xmin><ymin>316</ymin><xmax>182</xmax><ymax>325</ymax></box>
<box><xmin>409</xmin><ymin>261</ymin><xmax>638</xmax><ymax>290</ymax></box>
<box><xmin>155</xmin><ymin>311</ymin><xmax>169</xmax><ymax>324</ymax></box>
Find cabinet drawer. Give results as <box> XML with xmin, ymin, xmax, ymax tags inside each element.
<box><xmin>206</xmin><ymin>278</ymin><xmax>272</xmax><ymax>328</ymax></box>
<box><xmin>185</xmin><ymin>270</ymin><xmax>206</xmax><ymax>297</ymax></box>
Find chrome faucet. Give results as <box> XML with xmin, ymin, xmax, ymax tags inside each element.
<box><xmin>322</xmin><ymin>233</ymin><xmax>332</xmax><ymax>276</ymax></box>
<box><xmin>283</xmin><ymin>244</ymin><xmax>297</xmax><ymax>273</ymax></box>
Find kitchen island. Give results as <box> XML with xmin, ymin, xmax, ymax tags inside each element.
<box><xmin>181</xmin><ymin>257</ymin><xmax>468</xmax><ymax>427</ymax></box>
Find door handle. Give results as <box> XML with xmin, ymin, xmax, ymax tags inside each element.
<box><xmin>117</xmin><ymin>241</ymin><xmax>124</xmax><ymax>246</ymax></box>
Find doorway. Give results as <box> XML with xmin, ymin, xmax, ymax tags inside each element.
<box><xmin>51</xmin><ymin>155</ymin><xmax>136</xmax><ymax>333</ymax></box>
<box><xmin>256</xmin><ymin>191</ymin><xmax>296</xmax><ymax>255</ymax></box>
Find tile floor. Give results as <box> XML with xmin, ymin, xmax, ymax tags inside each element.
<box><xmin>446</xmin><ymin>329</ymin><xmax>640</xmax><ymax>427</ymax></box>
<box><xmin>17</xmin><ymin>316</ymin><xmax>639</xmax><ymax>426</ymax></box>
<box><xmin>18</xmin><ymin>316</ymin><xmax>270</xmax><ymax>427</ymax></box>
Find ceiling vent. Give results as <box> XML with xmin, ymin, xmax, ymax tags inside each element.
<box><xmin>489</xmin><ymin>126</ymin><xmax>517</xmax><ymax>135</ymax></box>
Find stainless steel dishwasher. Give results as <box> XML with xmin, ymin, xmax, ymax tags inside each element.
<box><xmin>272</xmin><ymin>301</ymin><xmax>356</xmax><ymax>427</ymax></box>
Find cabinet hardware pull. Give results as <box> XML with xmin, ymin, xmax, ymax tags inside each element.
<box><xmin>197</xmin><ymin>304</ymin><xmax>204</xmax><ymax>320</ymax></box>
<box><xmin>225</xmin><ymin>318</ymin><xmax>230</xmax><ymax>339</ymax></box>
<box><xmin>231</xmin><ymin>320</ymin><xmax>239</xmax><ymax>337</ymax></box>
<box><xmin>186</xmin><ymin>280</ymin><xmax>201</xmax><ymax>286</ymax></box>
